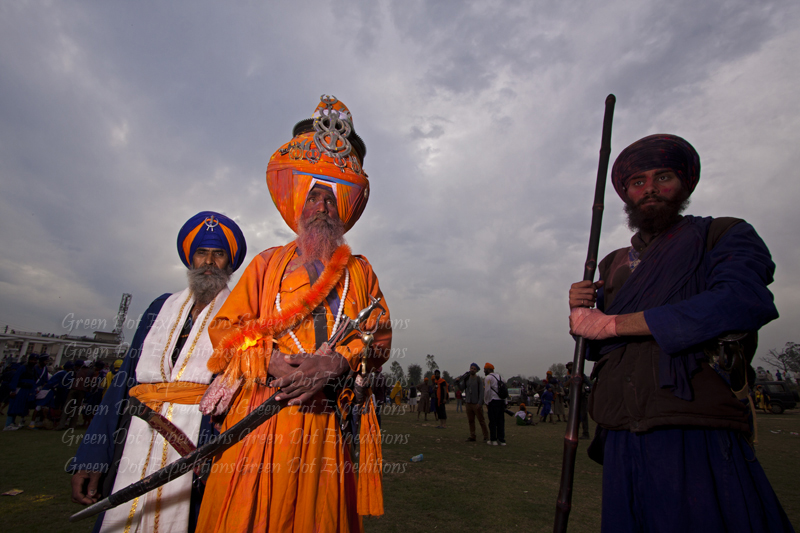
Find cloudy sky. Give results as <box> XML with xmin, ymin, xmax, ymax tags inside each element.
<box><xmin>1</xmin><ymin>1</ymin><xmax>799</xmax><ymax>379</ymax></box>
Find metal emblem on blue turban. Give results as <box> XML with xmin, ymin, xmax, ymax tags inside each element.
<box><xmin>204</xmin><ymin>215</ymin><xmax>220</xmax><ymax>231</ymax></box>
<box><xmin>177</xmin><ymin>211</ymin><xmax>247</xmax><ymax>272</ymax></box>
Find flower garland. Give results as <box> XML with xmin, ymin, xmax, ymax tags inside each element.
<box><xmin>208</xmin><ymin>245</ymin><xmax>352</xmax><ymax>381</ymax></box>
<box><xmin>275</xmin><ymin>269</ymin><xmax>349</xmax><ymax>354</ymax></box>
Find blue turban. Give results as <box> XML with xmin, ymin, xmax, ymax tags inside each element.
<box><xmin>177</xmin><ymin>211</ymin><xmax>247</xmax><ymax>272</ymax></box>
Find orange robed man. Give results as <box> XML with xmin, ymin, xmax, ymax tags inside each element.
<box><xmin>196</xmin><ymin>95</ymin><xmax>392</xmax><ymax>533</ymax></box>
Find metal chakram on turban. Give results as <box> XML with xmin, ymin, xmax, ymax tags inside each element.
<box><xmin>611</xmin><ymin>134</ymin><xmax>701</xmax><ymax>201</ymax></box>
<box><xmin>177</xmin><ymin>211</ymin><xmax>247</xmax><ymax>272</ymax></box>
<box><xmin>266</xmin><ymin>95</ymin><xmax>369</xmax><ymax>234</ymax></box>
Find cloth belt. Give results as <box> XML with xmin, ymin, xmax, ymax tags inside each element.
<box><xmin>129</xmin><ymin>382</ymin><xmax>209</xmax><ymax>412</ymax></box>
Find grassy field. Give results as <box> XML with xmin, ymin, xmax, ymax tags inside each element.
<box><xmin>1</xmin><ymin>405</ymin><xmax>798</xmax><ymax>532</ymax></box>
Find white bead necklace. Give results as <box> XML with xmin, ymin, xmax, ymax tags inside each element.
<box><xmin>275</xmin><ymin>270</ymin><xmax>349</xmax><ymax>353</ymax></box>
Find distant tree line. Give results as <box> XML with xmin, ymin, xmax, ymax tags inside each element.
<box><xmin>761</xmin><ymin>342</ymin><xmax>800</xmax><ymax>375</ymax></box>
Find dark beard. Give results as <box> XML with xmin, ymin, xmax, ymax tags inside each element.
<box><xmin>187</xmin><ymin>264</ymin><xmax>232</xmax><ymax>303</ymax></box>
<box><xmin>296</xmin><ymin>213</ymin><xmax>346</xmax><ymax>262</ymax></box>
<box><xmin>624</xmin><ymin>190</ymin><xmax>691</xmax><ymax>235</ymax></box>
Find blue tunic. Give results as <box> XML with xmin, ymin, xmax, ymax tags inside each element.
<box><xmin>70</xmin><ymin>294</ymin><xmax>171</xmax><ymax>475</ymax></box>
<box><xmin>7</xmin><ymin>363</ymin><xmax>45</xmax><ymax>416</ymax></box>
<box><xmin>592</xmin><ymin>216</ymin><xmax>778</xmax><ymax>400</ymax></box>
<box><xmin>589</xmin><ymin>216</ymin><xmax>793</xmax><ymax>532</ymax></box>
<box><xmin>38</xmin><ymin>369</ymin><xmax>72</xmax><ymax>409</ymax></box>
<box><xmin>540</xmin><ymin>390</ymin><xmax>553</xmax><ymax>417</ymax></box>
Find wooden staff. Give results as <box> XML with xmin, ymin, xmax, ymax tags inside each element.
<box><xmin>553</xmin><ymin>94</ymin><xmax>615</xmax><ymax>533</ymax></box>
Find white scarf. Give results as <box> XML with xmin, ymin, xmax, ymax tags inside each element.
<box><xmin>100</xmin><ymin>287</ymin><xmax>229</xmax><ymax>533</ymax></box>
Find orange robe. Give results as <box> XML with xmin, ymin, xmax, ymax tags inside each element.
<box><xmin>197</xmin><ymin>243</ymin><xmax>391</xmax><ymax>533</ymax></box>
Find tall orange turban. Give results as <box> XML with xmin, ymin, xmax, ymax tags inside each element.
<box><xmin>266</xmin><ymin>95</ymin><xmax>369</xmax><ymax>234</ymax></box>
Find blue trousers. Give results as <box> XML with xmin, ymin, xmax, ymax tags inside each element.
<box><xmin>602</xmin><ymin>428</ymin><xmax>794</xmax><ymax>532</ymax></box>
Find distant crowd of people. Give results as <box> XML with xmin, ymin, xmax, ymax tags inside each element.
<box><xmin>1</xmin><ymin>354</ymin><xmax>122</xmax><ymax>430</ymax></box>
<box><xmin>756</xmin><ymin>366</ymin><xmax>796</xmax><ymax>384</ymax></box>
<box><xmin>378</xmin><ymin>361</ymin><xmax>594</xmax><ymax>446</ymax></box>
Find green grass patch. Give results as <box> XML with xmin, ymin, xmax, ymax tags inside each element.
<box><xmin>1</xmin><ymin>406</ymin><xmax>797</xmax><ymax>532</ymax></box>
<box><xmin>0</xmin><ymin>425</ymin><xmax>88</xmax><ymax>533</ymax></box>
<box><xmin>369</xmin><ymin>405</ymin><xmax>800</xmax><ymax>532</ymax></box>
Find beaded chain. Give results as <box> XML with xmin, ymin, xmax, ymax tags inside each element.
<box><xmin>125</xmin><ymin>293</ymin><xmax>217</xmax><ymax>532</ymax></box>
<box><xmin>175</xmin><ymin>296</ymin><xmax>217</xmax><ymax>380</ymax></box>
<box><xmin>159</xmin><ymin>293</ymin><xmax>218</xmax><ymax>381</ymax></box>
<box><xmin>158</xmin><ymin>294</ymin><xmax>192</xmax><ymax>382</ymax></box>
<box><xmin>153</xmin><ymin>403</ymin><xmax>176</xmax><ymax>532</ymax></box>
<box><xmin>123</xmin><ymin>429</ymin><xmax>158</xmax><ymax>532</ymax></box>
<box><xmin>275</xmin><ymin>270</ymin><xmax>349</xmax><ymax>353</ymax></box>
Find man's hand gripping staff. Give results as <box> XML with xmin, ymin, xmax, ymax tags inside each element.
<box><xmin>69</xmin><ymin>296</ymin><xmax>385</xmax><ymax>523</ymax></box>
<box><xmin>568</xmin><ymin>280</ymin><xmax>617</xmax><ymax>340</ymax></box>
<box><xmin>554</xmin><ymin>94</ymin><xmax>615</xmax><ymax>533</ymax></box>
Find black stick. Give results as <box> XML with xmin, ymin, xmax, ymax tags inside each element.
<box><xmin>553</xmin><ymin>94</ymin><xmax>615</xmax><ymax>533</ymax></box>
<box><xmin>70</xmin><ymin>393</ymin><xmax>285</xmax><ymax>523</ymax></box>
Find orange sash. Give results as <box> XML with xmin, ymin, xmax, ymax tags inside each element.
<box><xmin>129</xmin><ymin>382</ymin><xmax>208</xmax><ymax>412</ymax></box>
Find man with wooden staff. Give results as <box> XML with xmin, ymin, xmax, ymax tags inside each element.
<box><xmin>195</xmin><ymin>95</ymin><xmax>392</xmax><ymax>532</ymax></box>
<box><xmin>69</xmin><ymin>211</ymin><xmax>247</xmax><ymax>533</ymax></box>
<box><xmin>569</xmin><ymin>134</ymin><xmax>794</xmax><ymax>532</ymax></box>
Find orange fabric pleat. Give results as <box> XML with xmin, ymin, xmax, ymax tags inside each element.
<box><xmin>197</xmin><ymin>243</ymin><xmax>392</xmax><ymax>532</ymax></box>
<box><xmin>196</xmin><ymin>385</ymin><xmax>363</xmax><ymax>532</ymax></box>
<box><xmin>357</xmin><ymin>395</ymin><xmax>383</xmax><ymax>516</ymax></box>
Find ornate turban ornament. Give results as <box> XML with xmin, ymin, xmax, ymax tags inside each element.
<box><xmin>177</xmin><ymin>211</ymin><xmax>247</xmax><ymax>272</ymax></box>
<box><xmin>611</xmin><ymin>134</ymin><xmax>701</xmax><ymax>202</ymax></box>
<box><xmin>266</xmin><ymin>95</ymin><xmax>369</xmax><ymax>234</ymax></box>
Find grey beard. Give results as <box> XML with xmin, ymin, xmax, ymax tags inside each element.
<box><xmin>187</xmin><ymin>264</ymin><xmax>232</xmax><ymax>303</ymax></box>
<box><xmin>296</xmin><ymin>214</ymin><xmax>346</xmax><ymax>262</ymax></box>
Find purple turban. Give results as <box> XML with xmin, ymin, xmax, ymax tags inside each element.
<box><xmin>611</xmin><ymin>134</ymin><xmax>700</xmax><ymax>202</ymax></box>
